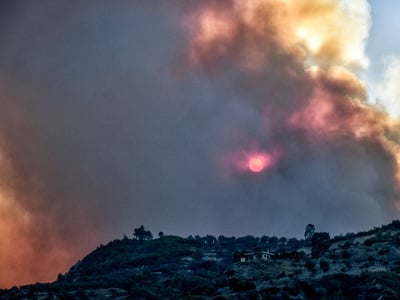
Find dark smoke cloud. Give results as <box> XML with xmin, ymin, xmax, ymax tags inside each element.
<box><xmin>0</xmin><ymin>0</ymin><xmax>398</xmax><ymax>287</ymax></box>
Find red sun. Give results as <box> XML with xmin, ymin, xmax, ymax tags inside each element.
<box><xmin>248</xmin><ymin>155</ymin><xmax>267</xmax><ymax>173</ymax></box>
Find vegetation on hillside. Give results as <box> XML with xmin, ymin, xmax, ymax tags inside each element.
<box><xmin>2</xmin><ymin>221</ymin><xmax>400</xmax><ymax>299</ymax></box>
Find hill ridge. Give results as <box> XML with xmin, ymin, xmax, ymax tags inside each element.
<box><xmin>2</xmin><ymin>220</ymin><xmax>400</xmax><ymax>299</ymax></box>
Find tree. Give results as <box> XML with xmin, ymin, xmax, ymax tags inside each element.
<box><xmin>134</xmin><ymin>225</ymin><xmax>153</xmax><ymax>241</ymax></box>
<box><xmin>319</xmin><ymin>259</ymin><xmax>330</xmax><ymax>272</ymax></box>
<box><xmin>260</xmin><ymin>235</ymin><xmax>269</xmax><ymax>244</ymax></box>
<box><xmin>304</xmin><ymin>224</ymin><xmax>315</xmax><ymax>240</ymax></box>
<box><xmin>269</xmin><ymin>236</ymin><xmax>278</xmax><ymax>246</ymax></box>
<box><xmin>205</xmin><ymin>235</ymin><xmax>217</xmax><ymax>246</ymax></box>
<box><xmin>311</xmin><ymin>232</ymin><xmax>331</xmax><ymax>258</ymax></box>
<box><xmin>236</xmin><ymin>236</ymin><xmax>259</xmax><ymax>250</ymax></box>
<box><xmin>194</xmin><ymin>235</ymin><xmax>205</xmax><ymax>247</ymax></box>
<box><xmin>218</xmin><ymin>235</ymin><xmax>236</xmax><ymax>250</ymax></box>
<box><xmin>287</xmin><ymin>238</ymin><xmax>300</xmax><ymax>251</ymax></box>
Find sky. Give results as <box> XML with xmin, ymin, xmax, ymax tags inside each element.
<box><xmin>0</xmin><ymin>0</ymin><xmax>400</xmax><ymax>287</ymax></box>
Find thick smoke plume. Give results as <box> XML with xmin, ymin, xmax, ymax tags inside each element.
<box><xmin>185</xmin><ymin>0</ymin><xmax>400</xmax><ymax>209</ymax></box>
<box><xmin>0</xmin><ymin>0</ymin><xmax>399</xmax><ymax>287</ymax></box>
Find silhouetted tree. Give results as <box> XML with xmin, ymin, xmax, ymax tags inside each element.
<box><xmin>158</xmin><ymin>232</ymin><xmax>164</xmax><ymax>238</ymax></box>
<box><xmin>279</xmin><ymin>237</ymin><xmax>287</xmax><ymax>245</ymax></box>
<box><xmin>194</xmin><ymin>235</ymin><xmax>205</xmax><ymax>247</ymax></box>
<box><xmin>218</xmin><ymin>235</ymin><xmax>236</xmax><ymax>250</ymax></box>
<box><xmin>305</xmin><ymin>224</ymin><xmax>315</xmax><ymax>240</ymax></box>
<box><xmin>134</xmin><ymin>225</ymin><xmax>153</xmax><ymax>241</ymax></box>
<box><xmin>311</xmin><ymin>232</ymin><xmax>331</xmax><ymax>258</ymax></box>
<box><xmin>287</xmin><ymin>238</ymin><xmax>300</xmax><ymax>251</ymax></box>
<box><xmin>205</xmin><ymin>235</ymin><xmax>217</xmax><ymax>246</ymax></box>
<box><xmin>269</xmin><ymin>236</ymin><xmax>278</xmax><ymax>244</ymax></box>
<box><xmin>260</xmin><ymin>235</ymin><xmax>269</xmax><ymax>244</ymax></box>
<box><xmin>236</xmin><ymin>236</ymin><xmax>258</xmax><ymax>250</ymax></box>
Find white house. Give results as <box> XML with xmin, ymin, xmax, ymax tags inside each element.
<box><xmin>240</xmin><ymin>249</ymin><xmax>273</xmax><ymax>262</ymax></box>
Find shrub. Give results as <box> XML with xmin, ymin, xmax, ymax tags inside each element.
<box><xmin>379</xmin><ymin>249</ymin><xmax>389</xmax><ymax>255</ymax></box>
<box><xmin>260</xmin><ymin>287</ymin><xmax>279</xmax><ymax>296</ymax></box>
<box><xmin>305</xmin><ymin>260</ymin><xmax>316</xmax><ymax>273</ymax></box>
<box><xmin>342</xmin><ymin>250</ymin><xmax>351</xmax><ymax>259</ymax></box>
<box><xmin>244</xmin><ymin>290</ymin><xmax>259</xmax><ymax>300</ymax></box>
<box><xmin>212</xmin><ymin>296</ymin><xmax>229</xmax><ymax>300</ymax></box>
<box><xmin>364</xmin><ymin>239</ymin><xmax>373</xmax><ymax>247</ymax></box>
<box><xmin>298</xmin><ymin>281</ymin><xmax>317</xmax><ymax>299</ymax></box>
<box><xmin>129</xmin><ymin>286</ymin><xmax>160</xmax><ymax>300</ymax></box>
<box><xmin>312</xmin><ymin>232</ymin><xmax>331</xmax><ymax>258</ymax></box>
<box><xmin>228</xmin><ymin>278</ymin><xmax>256</xmax><ymax>292</ymax></box>
<box><xmin>320</xmin><ymin>260</ymin><xmax>330</xmax><ymax>272</ymax></box>
<box><xmin>75</xmin><ymin>289</ymin><xmax>86</xmax><ymax>298</ymax></box>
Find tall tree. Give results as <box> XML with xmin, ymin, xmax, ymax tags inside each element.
<box><xmin>304</xmin><ymin>224</ymin><xmax>316</xmax><ymax>240</ymax></box>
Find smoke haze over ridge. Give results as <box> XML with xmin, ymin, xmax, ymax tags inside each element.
<box><xmin>0</xmin><ymin>0</ymin><xmax>399</xmax><ymax>287</ymax></box>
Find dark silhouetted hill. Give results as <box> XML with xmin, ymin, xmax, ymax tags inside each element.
<box><xmin>2</xmin><ymin>221</ymin><xmax>400</xmax><ymax>299</ymax></box>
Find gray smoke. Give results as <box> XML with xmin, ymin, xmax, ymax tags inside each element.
<box><xmin>0</xmin><ymin>0</ymin><xmax>397</xmax><ymax>287</ymax></box>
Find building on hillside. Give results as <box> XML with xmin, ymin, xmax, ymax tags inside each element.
<box><xmin>240</xmin><ymin>249</ymin><xmax>273</xmax><ymax>263</ymax></box>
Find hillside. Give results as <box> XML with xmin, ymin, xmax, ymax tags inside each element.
<box><xmin>2</xmin><ymin>221</ymin><xmax>400</xmax><ymax>299</ymax></box>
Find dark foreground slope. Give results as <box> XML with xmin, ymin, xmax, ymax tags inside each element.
<box><xmin>2</xmin><ymin>222</ymin><xmax>400</xmax><ymax>299</ymax></box>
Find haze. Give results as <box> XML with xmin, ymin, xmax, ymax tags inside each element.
<box><xmin>0</xmin><ymin>0</ymin><xmax>399</xmax><ymax>287</ymax></box>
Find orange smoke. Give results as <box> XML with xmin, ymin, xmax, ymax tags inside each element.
<box><xmin>0</xmin><ymin>104</ymin><xmax>97</xmax><ymax>287</ymax></box>
<box><xmin>0</xmin><ymin>184</ymin><xmax>94</xmax><ymax>287</ymax></box>
<box><xmin>185</xmin><ymin>0</ymin><xmax>400</xmax><ymax>205</ymax></box>
<box><xmin>187</xmin><ymin>0</ymin><xmax>370</xmax><ymax>72</ymax></box>
<box><xmin>1</xmin><ymin>0</ymin><xmax>399</xmax><ymax>289</ymax></box>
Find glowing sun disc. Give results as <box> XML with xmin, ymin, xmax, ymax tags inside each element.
<box><xmin>248</xmin><ymin>156</ymin><xmax>265</xmax><ymax>173</ymax></box>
